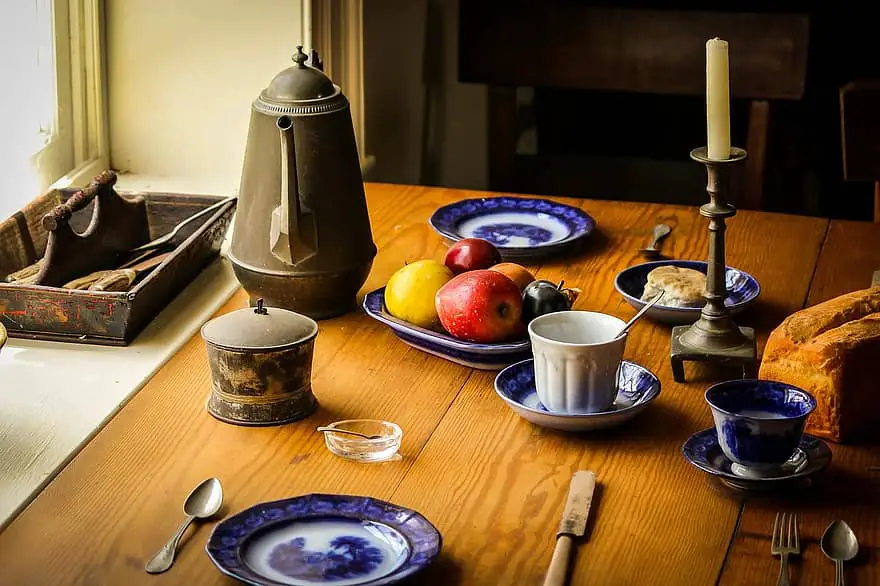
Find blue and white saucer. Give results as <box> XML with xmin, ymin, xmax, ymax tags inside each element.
<box><xmin>614</xmin><ymin>260</ymin><xmax>760</xmax><ymax>325</ymax></box>
<box><xmin>207</xmin><ymin>494</ymin><xmax>441</xmax><ymax>586</ymax></box>
<box><xmin>681</xmin><ymin>428</ymin><xmax>832</xmax><ymax>491</ymax></box>
<box><xmin>494</xmin><ymin>358</ymin><xmax>661</xmax><ymax>432</ymax></box>
<box><xmin>429</xmin><ymin>197</ymin><xmax>595</xmax><ymax>260</ymax></box>
<box><xmin>363</xmin><ymin>288</ymin><xmax>530</xmax><ymax>370</ymax></box>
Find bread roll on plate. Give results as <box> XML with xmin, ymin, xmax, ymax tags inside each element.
<box><xmin>640</xmin><ymin>266</ymin><xmax>706</xmax><ymax>308</ymax></box>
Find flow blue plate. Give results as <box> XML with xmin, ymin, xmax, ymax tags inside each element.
<box><xmin>681</xmin><ymin>428</ymin><xmax>831</xmax><ymax>491</ymax></box>
<box><xmin>494</xmin><ymin>358</ymin><xmax>661</xmax><ymax>432</ymax></box>
<box><xmin>207</xmin><ymin>494</ymin><xmax>441</xmax><ymax>586</ymax></box>
<box><xmin>429</xmin><ymin>197</ymin><xmax>595</xmax><ymax>260</ymax></box>
<box><xmin>614</xmin><ymin>260</ymin><xmax>760</xmax><ymax>325</ymax></box>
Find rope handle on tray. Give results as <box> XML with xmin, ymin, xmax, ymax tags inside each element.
<box><xmin>41</xmin><ymin>170</ymin><xmax>118</xmax><ymax>231</ymax></box>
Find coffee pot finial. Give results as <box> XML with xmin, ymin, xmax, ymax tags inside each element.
<box><xmin>292</xmin><ymin>46</ymin><xmax>308</xmax><ymax>68</ymax></box>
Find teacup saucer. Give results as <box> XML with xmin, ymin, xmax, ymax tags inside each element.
<box><xmin>494</xmin><ymin>359</ymin><xmax>661</xmax><ymax>432</ymax></box>
<box><xmin>682</xmin><ymin>428</ymin><xmax>832</xmax><ymax>491</ymax></box>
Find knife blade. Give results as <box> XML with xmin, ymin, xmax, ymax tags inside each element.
<box><xmin>543</xmin><ymin>471</ymin><xmax>597</xmax><ymax>586</ymax></box>
<box><xmin>872</xmin><ymin>270</ymin><xmax>880</xmax><ymax>288</ymax></box>
<box><xmin>558</xmin><ymin>470</ymin><xmax>596</xmax><ymax>537</ymax></box>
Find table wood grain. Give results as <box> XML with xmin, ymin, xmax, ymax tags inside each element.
<box><xmin>0</xmin><ymin>184</ymin><xmax>876</xmax><ymax>586</ymax></box>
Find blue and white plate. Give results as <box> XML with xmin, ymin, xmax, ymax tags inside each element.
<box><xmin>363</xmin><ymin>288</ymin><xmax>530</xmax><ymax>370</ymax></box>
<box><xmin>429</xmin><ymin>197</ymin><xmax>595</xmax><ymax>260</ymax></box>
<box><xmin>614</xmin><ymin>260</ymin><xmax>760</xmax><ymax>325</ymax></box>
<box><xmin>494</xmin><ymin>358</ymin><xmax>661</xmax><ymax>432</ymax></box>
<box><xmin>207</xmin><ymin>494</ymin><xmax>442</xmax><ymax>586</ymax></box>
<box><xmin>681</xmin><ymin>428</ymin><xmax>832</xmax><ymax>491</ymax></box>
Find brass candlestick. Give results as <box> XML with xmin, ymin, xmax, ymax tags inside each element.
<box><xmin>670</xmin><ymin>146</ymin><xmax>756</xmax><ymax>382</ymax></box>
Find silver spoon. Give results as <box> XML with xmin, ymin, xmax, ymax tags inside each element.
<box><xmin>317</xmin><ymin>426</ymin><xmax>382</xmax><ymax>440</ymax></box>
<box><xmin>145</xmin><ymin>477</ymin><xmax>224</xmax><ymax>574</ymax></box>
<box><xmin>821</xmin><ymin>520</ymin><xmax>859</xmax><ymax>586</ymax></box>
<box><xmin>614</xmin><ymin>291</ymin><xmax>664</xmax><ymax>340</ymax></box>
<box><xmin>639</xmin><ymin>223</ymin><xmax>672</xmax><ymax>258</ymax></box>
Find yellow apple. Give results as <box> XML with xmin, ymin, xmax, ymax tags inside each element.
<box><xmin>384</xmin><ymin>260</ymin><xmax>454</xmax><ymax>328</ymax></box>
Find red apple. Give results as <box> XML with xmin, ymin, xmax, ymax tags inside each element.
<box><xmin>435</xmin><ymin>270</ymin><xmax>523</xmax><ymax>343</ymax></box>
<box><xmin>443</xmin><ymin>238</ymin><xmax>502</xmax><ymax>274</ymax></box>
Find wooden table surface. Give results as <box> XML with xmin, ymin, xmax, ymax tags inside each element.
<box><xmin>0</xmin><ymin>184</ymin><xmax>878</xmax><ymax>585</ymax></box>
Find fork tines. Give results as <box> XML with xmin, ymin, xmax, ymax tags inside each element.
<box><xmin>771</xmin><ymin>512</ymin><xmax>801</xmax><ymax>555</ymax></box>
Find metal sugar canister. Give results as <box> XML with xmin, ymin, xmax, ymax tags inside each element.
<box><xmin>201</xmin><ymin>299</ymin><xmax>318</xmax><ymax>426</ymax></box>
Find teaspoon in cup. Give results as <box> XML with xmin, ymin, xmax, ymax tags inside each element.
<box><xmin>821</xmin><ymin>520</ymin><xmax>859</xmax><ymax>586</ymax></box>
<box><xmin>145</xmin><ymin>477</ymin><xmax>224</xmax><ymax>574</ymax></box>
<box><xmin>614</xmin><ymin>291</ymin><xmax>664</xmax><ymax>339</ymax></box>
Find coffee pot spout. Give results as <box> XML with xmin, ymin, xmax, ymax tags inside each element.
<box><xmin>271</xmin><ymin>115</ymin><xmax>317</xmax><ymax>265</ymax></box>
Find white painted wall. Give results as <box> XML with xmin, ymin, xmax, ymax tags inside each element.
<box><xmin>106</xmin><ymin>0</ymin><xmax>307</xmax><ymax>195</ymax></box>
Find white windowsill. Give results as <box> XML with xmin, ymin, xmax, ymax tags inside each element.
<box><xmin>0</xmin><ymin>176</ymin><xmax>240</xmax><ymax>528</ymax></box>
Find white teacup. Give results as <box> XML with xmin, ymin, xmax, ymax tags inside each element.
<box><xmin>528</xmin><ymin>311</ymin><xmax>627</xmax><ymax>414</ymax></box>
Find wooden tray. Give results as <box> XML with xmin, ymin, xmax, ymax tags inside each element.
<box><xmin>0</xmin><ymin>188</ymin><xmax>235</xmax><ymax>345</ymax></box>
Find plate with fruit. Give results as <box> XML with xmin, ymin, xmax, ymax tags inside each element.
<box><xmin>614</xmin><ymin>260</ymin><xmax>760</xmax><ymax>325</ymax></box>
<box><xmin>429</xmin><ymin>197</ymin><xmax>595</xmax><ymax>261</ymax></box>
<box><xmin>364</xmin><ymin>239</ymin><xmax>579</xmax><ymax>370</ymax></box>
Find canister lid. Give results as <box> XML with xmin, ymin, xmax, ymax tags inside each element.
<box><xmin>201</xmin><ymin>299</ymin><xmax>318</xmax><ymax>351</ymax></box>
<box><xmin>262</xmin><ymin>46</ymin><xmax>336</xmax><ymax>102</ymax></box>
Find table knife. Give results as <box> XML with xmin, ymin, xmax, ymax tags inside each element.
<box><xmin>543</xmin><ymin>471</ymin><xmax>597</xmax><ymax>586</ymax></box>
<box><xmin>872</xmin><ymin>270</ymin><xmax>880</xmax><ymax>288</ymax></box>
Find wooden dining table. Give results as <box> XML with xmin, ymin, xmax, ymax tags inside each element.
<box><xmin>0</xmin><ymin>184</ymin><xmax>878</xmax><ymax>585</ymax></box>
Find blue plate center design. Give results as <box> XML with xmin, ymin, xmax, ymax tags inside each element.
<box><xmin>243</xmin><ymin>518</ymin><xmax>410</xmax><ymax>586</ymax></box>
<box><xmin>268</xmin><ymin>535</ymin><xmax>384</xmax><ymax>582</ymax></box>
<box><xmin>471</xmin><ymin>223</ymin><xmax>554</xmax><ymax>246</ymax></box>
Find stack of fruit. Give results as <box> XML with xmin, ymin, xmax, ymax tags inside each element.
<box><xmin>383</xmin><ymin>238</ymin><xmax>579</xmax><ymax>344</ymax></box>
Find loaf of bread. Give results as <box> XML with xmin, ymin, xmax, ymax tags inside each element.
<box><xmin>759</xmin><ymin>287</ymin><xmax>880</xmax><ymax>443</ymax></box>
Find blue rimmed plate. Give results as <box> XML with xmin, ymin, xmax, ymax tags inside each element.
<box><xmin>681</xmin><ymin>428</ymin><xmax>832</xmax><ymax>491</ymax></box>
<box><xmin>429</xmin><ymin>196</ymin><xmax>595</xmax><ymax>260</ymax></box>
<box><xmin>207</xmin><ymin>494</ymin><xmax>442</xmax><ymax>586</ymax></box>
<box><xmin>614</xmin><ymin>260</ymin><xmax>760</xmax><ymax>325</ymax></box>
<box><xmin>363</xmin><ymin>288</ymin><xmax>530</xmax><ymax>370</ymax></box>
<box><xmin>494</xmin><ymin>358</ymin><xmax>661</xmax><ymax>432</ymax></box>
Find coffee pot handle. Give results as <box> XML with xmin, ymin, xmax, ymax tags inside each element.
<box><xmin>273</xmin><ymin>115</ymin><xmax>317</xmax><ymax>264</ymax></box>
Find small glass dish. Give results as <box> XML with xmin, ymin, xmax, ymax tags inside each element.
<box><xmin>319</xmin><ymin>419</ymin><xmax>402</xmax><ymax>462</ymax></box>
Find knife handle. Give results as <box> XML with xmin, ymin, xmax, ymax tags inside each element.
<box><xmin>543</xmin><ymin>535</ymin><xmax>573</xmax><ymax>586</ymax></box>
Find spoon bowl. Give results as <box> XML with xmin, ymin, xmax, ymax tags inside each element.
<box><xmin>638</xmin><ymin>223</ymin><xmax>672</xmax><ymax>258</ymax></box>
<box><xmin>821</xmin><ymin>520</ymin><xmax>859</xmax><ymax>586</ymax></box>
<box><xmin>184</xmin><ymin>477</ymin><xmax>224</xmax><ymax>518</ymax></box>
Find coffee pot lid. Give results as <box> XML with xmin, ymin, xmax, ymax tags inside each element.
<box><xmin>262</xmin><ymin>46</ymin><xmax>337</xmax><ymax>103</ymax></box>
<box><xmin>201</xmin><ymin>299</ymin><xmax>318</xmax><ymax>351</ymax></box>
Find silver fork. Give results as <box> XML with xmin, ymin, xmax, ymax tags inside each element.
<box><xmin>771</xmin><ymin>512</ymin><xmax>801</xmax><ymax>586</ymax></box>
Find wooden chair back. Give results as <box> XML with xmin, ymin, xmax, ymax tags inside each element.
<box><xmin>840</xmin><ymin>80</ymin><xmax>880</xmax><ymax>222</ymax></box>
<box><xmin>460</xmin><ymin>4</ymin><xmax>810</xmax><ymax>209</ymax></box>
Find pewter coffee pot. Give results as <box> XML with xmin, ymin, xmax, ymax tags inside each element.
<box><xmin>229</xmin><ymin>46</ymin><xmax>376</xmax><ymax>319</ymax></box>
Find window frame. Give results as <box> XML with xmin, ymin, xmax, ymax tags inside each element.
<box><xmin>48</xmin><ymin>0</ymin><xmax>109</xmax><ymax>190</ymax></box>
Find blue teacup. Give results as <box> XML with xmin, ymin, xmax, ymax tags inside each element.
<box><xmin>705</xmin><ymin>380</ymin><xmax>816</xmax><ymax>478</ymax></box>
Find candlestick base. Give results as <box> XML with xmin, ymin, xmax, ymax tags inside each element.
<box><xmin>670</xmin><ymin>324</ymin><xmax>757</xmax><ymax>383</ymax></box>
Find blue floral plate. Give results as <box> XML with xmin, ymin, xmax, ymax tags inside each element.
<box><xmin>494</xmin><ymin>358</ymin><xmax>661</xmax><ymax>432</ymax></box>
<box><xmin>363</xmin><ymin>288</ymin><xmax>531</xmax><ymax>370</ymax></box>
<box><xmin>614</xmin><ymin>260</ymin><xmax>760</xmax><ymax>325</ymax></box>
<box><xmin>207</xmin><ymin>494</ymin><xmax>442</xmax><ymax>586</ymax></box>
<box><xmin>429</xmin><ymin>196</ymin><xmax>595</xmax><ymax>260</ymax></box>
<box><xmin>681</xmin><ymin>428</ymin><xmax>832</xmax><ymax>491</ymax></box>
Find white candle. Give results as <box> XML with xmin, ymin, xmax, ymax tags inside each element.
<box><xmin>706</xmin><ymin>37</ymin><xmax>731</xmax><ymax>160</ymax></box>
